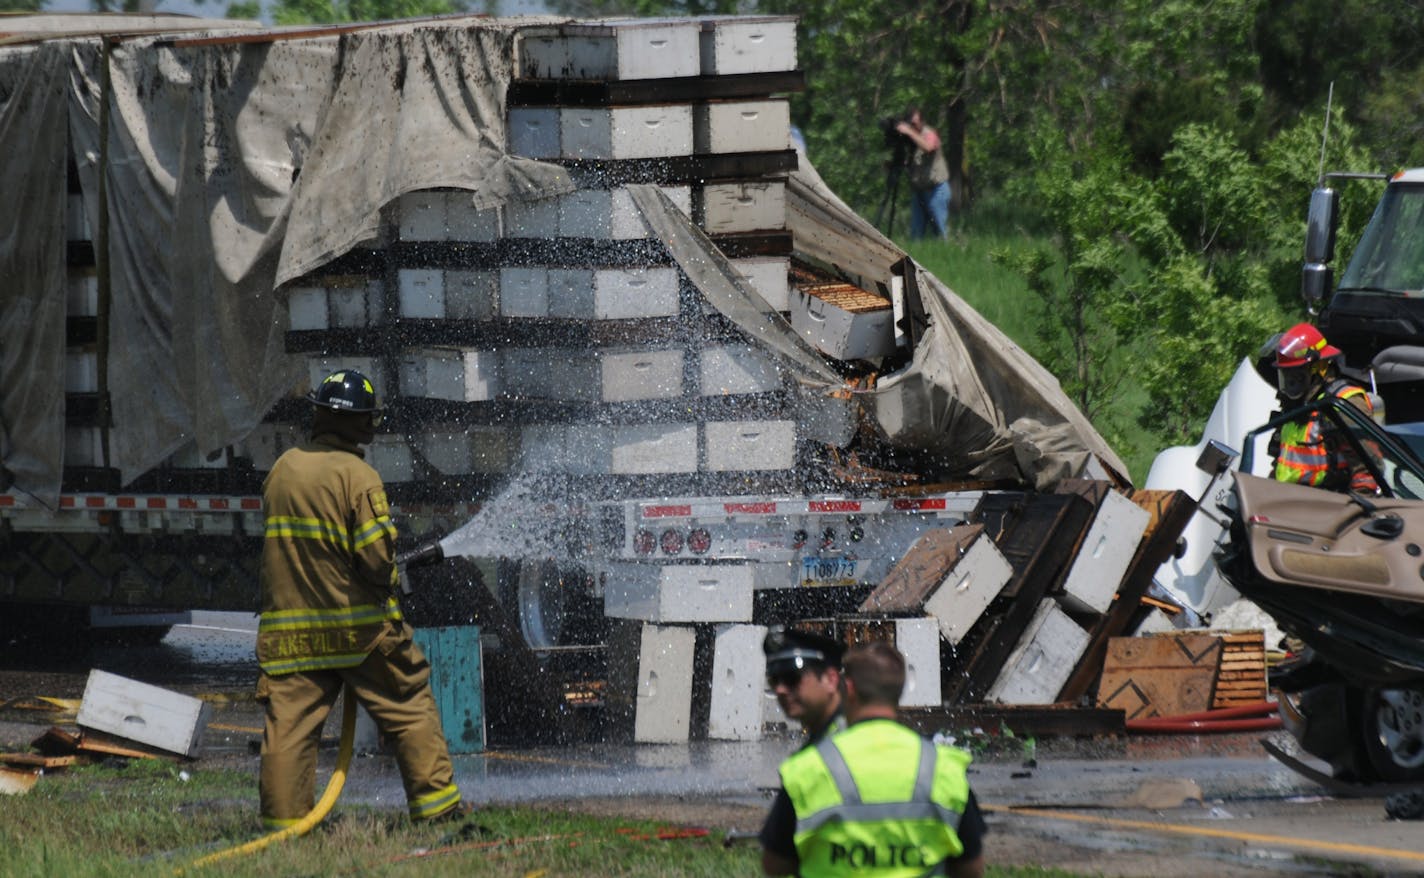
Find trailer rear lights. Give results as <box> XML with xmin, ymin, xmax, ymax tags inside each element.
<box><xmin>688</xmin><ymin>528</ymin><xmax>711</xmax><ymax>554</ymax></box>
<box><xmin>660</xmin><ymin>529</ymin><xmax>684</xmax><ymax>555</ymax></box>
<box><xmin>633</xmin><ymin>529</ymin><xmax>656</xmax><ymax>555</ymax></box>
<box><xmin>791</xmin><ymin>529</ymin><xmax>808</xmax><ymax>549</ymax></box>
<box><xmin>848</xmin><ymin>526</ymin><xmax>864</xmax><ymax>542</ymax></box>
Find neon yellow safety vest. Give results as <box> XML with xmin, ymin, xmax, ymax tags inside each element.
<box><xmin>779</xmin><ymin>718</ymin><xmax>972</xmax><ymax>877</ymax></box>
<box><xmin>1273</xmin><ymin>380</ymin><xmax>1377</xmax><ymax>493</ymax></box>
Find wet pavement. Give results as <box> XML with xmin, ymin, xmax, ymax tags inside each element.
<box><xmin>4</xmin><ymin>619</ymin><xmax>1424</xmax><ymax>876</ymax></box>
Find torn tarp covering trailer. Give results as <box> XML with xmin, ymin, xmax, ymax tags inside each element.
<box><xmin>0</xmin><ymin>14</ymin><xmax>1126</xmax><ymax>510</ymax></box>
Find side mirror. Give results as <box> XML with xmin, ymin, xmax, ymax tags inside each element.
<box><xmin>1304</xmin><ymin>187</ymin><xmax>1338</xmax><ymax>264</ymax></box>
<box><xmin>1195</xmin><ymin>439</ymin><xmax>1238</xmax><ymax>477</ymax></box>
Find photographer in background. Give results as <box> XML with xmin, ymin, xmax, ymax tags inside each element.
<box><xmin>895</xmin><ymin>107</ymin><xmax>950</xmax><ymax>241</ymax></box>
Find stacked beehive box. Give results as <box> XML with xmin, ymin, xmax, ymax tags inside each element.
<box><xmin>261</xmin><ymin>16</ymin><xmax>810</xmax><ymax>508</ymax></box>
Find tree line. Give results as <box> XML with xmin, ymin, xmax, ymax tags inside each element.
<box><xmin>10</xmin><ymin>0</ymin><xmax>1424</xmax><ymax>467</ymax></box>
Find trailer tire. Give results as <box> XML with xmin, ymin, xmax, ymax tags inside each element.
<box><xmin>497</xmin><ymin>560</ymin><xmax>601</xmax><ymax>651</ymax></box>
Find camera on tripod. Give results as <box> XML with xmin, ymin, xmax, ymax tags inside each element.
<box><xmin>879</xmin><ymin>114</ymin><xmax>913</xmax><ymax>166</ymax></box>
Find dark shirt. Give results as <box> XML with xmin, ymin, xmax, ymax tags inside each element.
<box><xmin>759</xmin><ymin>783</ymin><xmax>985</xmax><ymax>864</ymax></box>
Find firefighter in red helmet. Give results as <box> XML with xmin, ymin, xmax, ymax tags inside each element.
<box><xmin>1270</xmin><ymin>323</ymin><xmax>1379</xmax><ymax>494</ymax></box>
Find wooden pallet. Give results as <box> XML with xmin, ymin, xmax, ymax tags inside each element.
<box><xmin>1211</xmin><ymin>630</ymin><xmax>1268</xmax><ymax>708</ymax></box>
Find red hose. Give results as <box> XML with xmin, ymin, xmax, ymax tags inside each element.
<box><xmin>1126</xmin><ymin>716</ymin><xmax>1283</xmax><ymax>734</ymax></box>
<box><xmin>1129</xmin><ymin>700</ymin><xmax>1279</xmax><ymax>724</ymax></box>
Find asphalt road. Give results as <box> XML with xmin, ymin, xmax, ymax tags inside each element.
<box><xmin>2</xmin><ymin>619</ymin><xmax>1423</xmax><ymax>876</ymax></box>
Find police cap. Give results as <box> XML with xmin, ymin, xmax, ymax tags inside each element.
<box><xmin>764</xmin><ymin>624</ymin><xmax>844</xmax><ymax>676</ymax></box>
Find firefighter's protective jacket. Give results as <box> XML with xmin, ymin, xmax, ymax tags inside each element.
<box><xmin>257</xmin><ymin>433</ymin><xmax>402</xmax><ymax>675</ymax></box>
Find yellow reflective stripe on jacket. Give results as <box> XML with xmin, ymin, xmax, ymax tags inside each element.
<box><xmin>353</xmin><ymin>514</ymin><xmax>396</xmax><ymax>550</ymax></box>
<box><xmin>259</xmin><ymin>603</ymin><xmax>392</xmax><ymax>631</ymax></box>
<box><xmin>264</xmin><ymin>514</ymin><xmax>352</xmax><ymax>552</ymax></box>
<box><xmin>410</xmin><ymin>783</ymin><xmax>461</xmax><ymax>819</ymax></box>
<box><xmin>260</xmin><ymin>651</ymin><xmax>375</xmax><ymax>675</ymax></box>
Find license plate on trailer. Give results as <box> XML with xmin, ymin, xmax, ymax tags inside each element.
<box><xmin>800</xmin><ymin>556</ymin><xmax>859</xmax><ymax>585</ymax></box>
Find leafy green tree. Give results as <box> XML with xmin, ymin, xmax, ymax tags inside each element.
<box><xmin>264</xmin><ymin>0</ymin><xmax>468</xmax><ymax>24</ymax></box>
<box><xmin>0</xmin><ymin>0</ymin><xmax>45</xmax><ymax>11</ymax></box>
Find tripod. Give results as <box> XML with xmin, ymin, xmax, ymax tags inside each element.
<box><xmin>875</xmin><ymin>147</ymin><xmax>911</xmax><ymax>237</ymax></box>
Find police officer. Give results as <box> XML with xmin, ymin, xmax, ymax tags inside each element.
<box><xmin>763</xmin><ymin>625</ymin><xmax>846</xmax><ymax>748</ymax></box>
<box><xmin>760</xmin><ymin>642</ymin><xmax>986</xmax><ymax>877</ymax></box>
<box><xmin>256</xmin><ymin>370</ymin><xmax>464</xmax><ymax>827</ymax></box>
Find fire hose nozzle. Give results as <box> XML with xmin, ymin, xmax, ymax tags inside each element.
<box><xmin>396</xmin><ymin>540</ymin><xmax>445</xmax><ymax>571</ymax></box>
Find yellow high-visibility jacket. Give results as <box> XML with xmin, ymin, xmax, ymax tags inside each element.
<box><xmin>257</xmin><ymin>433</ymin><xmax>402</xmax><ymax>675</ymax></box>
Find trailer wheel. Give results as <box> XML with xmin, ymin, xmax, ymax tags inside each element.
<box><xmin>499</xmin><ymin>561</ymin><xmax>601</xmax><ymax>651</ymax></box>
<box><xmin>1361</xmin><ymin>685</ymin><xmax>1424</xmax><ymax>783</ymax></box>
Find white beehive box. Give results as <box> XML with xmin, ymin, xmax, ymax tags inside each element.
<box><xmin>399</xmin><ymin>348</ymin><xmax>502</xmax><ymax>402</ymax></box>
<box><xmin>633</xmin><ymin>623</ymin><xmax>696</xmax><ymax>744</ymax></box>
<box><xmin>561</xmin><ymin>105</ymin><xmax>694</xmax><ymax>160</ymax></box>
<box><xmin>286</xmin><ymin>285</ymin><xmax>329</xmax><ymax>330</ymax></box>
<box><xmin>328</xmin><ymin>280</ymin><xmax>380</xmax><ymax>327</ymax></box>
<box><xmin>561</xmin><ymin>185</ymin><xmax>692</xmax><ymax>239</ymax></box>
<box><xmin>985</xmin><ymin>599</ymin><xmax>1090</xmax><ymax>705</ymax></box>
<box><xmin>923</xmin><ymin>531</ymin><xmax>1014</xmax><ymax>646</ymax></box>
<box><xmin>446</xmin><ymin>193</ymin><xmax>502</xmax><ymax>240</ymax></box>
<box><xmin>306</xmin><ymin>356</ymin><xmax>385</xmax><ymax>399</ymax></box>
<box><xmin>242</xmin><ymin>422</ymin><xmax>304</xmax><ymax>471</ymax></box>
<box><xmin>66</xmin><ymin>191</ymin><xmax>90</xmax><ymax>241</ymax></box>
<box><xmin>65</xmin><ymin>426</ymin><xmax>103</xmax><ymax>467</ymax></box>
<box><xmin>708</xmin><ymin>623</ymin><xmax>768</xmax><ymax>741</ymax></box>
<box><xmin>700</xmin><ymin>343</ymin><xmax>783</xmax><ymax>395</ymax></box>
<box><xmin>505</xmin><ymin>194</ymin><xmax>561</xmax><ymax>238</ymax></box>
<box><xmin>65</xmin><ymin>350</ymin><xmax>97</xmax><ymax>393</ymax></box>
<box><xmin>499</xmin><ymin>267</ymin><xmax>550</xmax><ymax>317</ymax></box>
<box><xmin>695</xmin><ymin>181</ymin><xmax>786</xmax><ymax>234</ymax></box>
<box><xmin>397</xmin><ymin>190</ymin><xmax>449</xmax><ymax>240</ymax></box>
<box><xmin>896</xmin><ymin>618</ymin><xmax>942</xmax><ymax>709</ymax></box>
<box><xmin>694</xmin><ymin>100</ymin><xmax>790</xmax><ymax>154</ymax></box>
<box><xmin>77</xmin><ymin>669</ymin><xmax>212</xmax><ymax>758</ymax></box>
<box><xmin>521</xmin><ymin>424</ymin><xmax>610</xmax><ymax>475</ymax></box>
<box><xmin>594</xmin><ymin>266</ymin><xmax>681</xmax><ymax>319</ymax></box>
<box><xmin>600</xmin><ymin>347</ymin><xmax>684</xmax><ymax>401</ymax></box>
<box><xmin>730</xmin><ymin>256</ymin><xmax>790</xmax><ymax>311</ymax></box>
<box><xmin>367</xmin><ymin>435</ymin><xmax>415</xmax><ymax>482</ymax></box>
<box><xmin>444</xmin><ymin>270</ymin><xmax>497</xmax><ymax>320</ymax></box>
<box><xmin>704</xmin><ymin>420</ymin><xmax>795</xmax><ymax>471</ymax></box>
<box><xmin>520</xmin><ymin>20</ymin><xmax>700</xmax><ymax>80</ymax></box>
<box><xmin>67</xmin><ymin>271</ymin><xmax>98</xmax><ymax>317</ymax></box>
<box><xmin>1057</xmin><ymin>489</ymin><xmax>1151</xmax><ymax>615</ymax></box>
<box><xmin>611</xmin><ymin>423</ymin><xmax>699</xmax><ymax>474</ymax></box>
<box><xmin>167</xmin><ymin>442</ymin><xmax>231</xmax><ymax>470</ymax></box>
<box><xmin>503</xmin><ymin>348</ymin><xmax>600</xmax><ymax>401</ymax></box>
<box><xmin>398</xmin><ymin>268</ymin><xmax>444</xmax><ymax>319</ymax></box>
<box><xmin>420</xmin><ymin>428</ymin><xmax>515</xmax><ymax>475</ymax></box>
<box><xmin>699</xmin><ymin>16</ymin><xmax>797</xmax><ymax>75</ymax></box>
<box><xmin>791</xmin><ymin>285</ymin><xmax>896</xmax><ymax>360</ymax></box>
<box><xmin>604</xmin><ymin>562</ymin><xmax>755</xmax><ymax>623</ymax></box>
<box><xmin>507</xmin><ymin>107</ymin><xmax>560</xmax><ymax>158</ymax></box>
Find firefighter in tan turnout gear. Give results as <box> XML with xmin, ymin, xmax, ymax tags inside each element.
<box><xmin>256</xmin><ymin>369</ymin><xmax>463</xmax><ymax>827</ymax></box>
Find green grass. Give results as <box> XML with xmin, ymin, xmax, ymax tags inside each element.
<box><xmin>0</xmin><ymin>759</ymin><xmax>1096</xmax><ymax>877</ymax></box>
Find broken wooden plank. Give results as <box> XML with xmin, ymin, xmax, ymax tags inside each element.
<box><xmin>0</xmin><ymin>752</ymin><xmax>78</xmax><ymax>769</ymax></box>
<box><xmin>78</xmin><ymin>729</ymin><xmax>183</xmax><ymax>761</ymax></box>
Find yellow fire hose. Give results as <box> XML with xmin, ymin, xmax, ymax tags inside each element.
<box><xmin>176</xmin><ymin>686</ymin><xmax>358</xmax><ymax>875</ymax></box>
